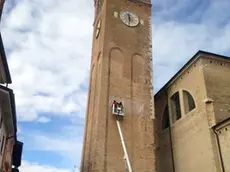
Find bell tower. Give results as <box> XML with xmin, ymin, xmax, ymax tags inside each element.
<box><xmin>80</xmin><ymin>0</ymin><xmax>156</xmax><ymax>171</ymax></box>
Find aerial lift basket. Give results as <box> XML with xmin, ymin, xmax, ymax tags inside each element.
<box><xmin>111</xmin><ymin>100</ymin><xmax>133</xmax><ymax>172</ymax></box>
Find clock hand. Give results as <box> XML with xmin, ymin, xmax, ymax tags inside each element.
<box><xmin>128</xmin><ymin>14</ymin><xmax>131</xmax><ymax>24</ymax></box>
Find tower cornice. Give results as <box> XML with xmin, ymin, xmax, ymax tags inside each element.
<box><xmin>128</xmin><ymin>0</ymin><xmax>152</xmax><ymax>7</ymax></box>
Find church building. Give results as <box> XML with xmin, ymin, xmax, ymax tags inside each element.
<box><xmin>80</xmin><ymin>0</ymin><xmax>230</xmax><ymax>171</ymax></box>
<box><xmin>155</xmin><ymin>50</ymin><xmax>230</xmax><ymax>172</ymax></box>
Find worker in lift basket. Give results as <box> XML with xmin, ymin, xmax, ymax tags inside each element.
<box><xmin>117</xmin><ymin>102</ymin><xmax>123</xmax><ymax>114</ymax></box>
<box><xmin>112</xmin><ymin>100</ymin><xmax>124</xmax><ymax>115</ymax></box>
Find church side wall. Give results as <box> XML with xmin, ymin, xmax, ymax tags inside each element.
<box><xmin>155</xmin><ymin>59</ymin><xmax>219</xmax><ymax>172</ymax></box>
<box><xmin>155</xmin><ymin>92</ymin><xmax>174</xmax><ymax>172</ymax></box>
<box><xmin>202</xmin><ymin>57</ymin><xmax>230</xmax><ymax>124</ymax></box>
<box><xmin>215</xmin><ymin>120</ymin><xmax>230</xmax><ymax>172</ymax></box>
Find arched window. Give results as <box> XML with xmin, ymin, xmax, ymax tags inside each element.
<box><xmin>162</xmin><ymin>104</ymin><xmax>170</xmax><ymax>129</ymax></box>
<box><xmin>170</xmin><ymin>91</ymin><xmax>181</xmax><ymax>123</ymax></box>
<box><xmin>183</xmin><ymin>90</ymin><xmax>195</xmax><ymax>114</ymax></box>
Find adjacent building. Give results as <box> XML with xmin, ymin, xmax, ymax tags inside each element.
<box><xmin>0</xmin><ymin>1</ymin><xmax>23</xmax><ymax>172</ymax></box>
<box><xmin>155</xmin><ymin>50</ymin><xmax>230</xmax><ymax>172</ymax></box>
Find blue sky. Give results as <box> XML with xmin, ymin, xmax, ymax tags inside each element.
<box><xmin>1</xmin><ymin>0</ymin><xmax>230</xmax><ymax>171</ymax></box>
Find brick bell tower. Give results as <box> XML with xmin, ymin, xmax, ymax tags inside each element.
<box><xmin>80</xmin><ymin>0</ymin><xmax>156</xmax><ymax>171</ymax></box>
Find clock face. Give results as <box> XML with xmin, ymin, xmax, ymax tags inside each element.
<box><xmin>119</xmin><ymin>11</ymin><xmax>139</xmax><ymax>27</ymax></box>
<box><xmin>95</xmin><ymin>20</ymin><xmax>101</xmax><ymax>38</ymax></box>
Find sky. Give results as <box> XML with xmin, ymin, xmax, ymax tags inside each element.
<box><xmin>1</xmin><ymin>0</ymin><xmax>230</xmax><ymax>171</ymax></box>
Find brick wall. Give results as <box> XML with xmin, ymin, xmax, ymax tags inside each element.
<box><xmin>81</xmin><ymin>0</ymin><xmax>156</xmax><ymax>171</ymax></box>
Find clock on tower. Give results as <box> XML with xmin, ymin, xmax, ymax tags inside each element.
<box><xmin>119</xmin><ymin>10</ymin><xmax>139</xmax><ymax>27</ymax></box>
<box><xmin>81</xmin><ymin>0</ymin><xmax>156</xmax><ymax>171</ymax></box>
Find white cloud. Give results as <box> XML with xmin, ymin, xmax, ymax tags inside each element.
<box><xmin>23</xmin><ymin>124</ymin><xmax>84</xmax><ymax>167</ymax></box>
<box><xmin>2</xmin><ymin>0</ymin><xmax>229</xmax><ymax>122</ymax></box>
<box><xmin>6</xmin><ymin>1</ymin><xmax>34</xmax><ymax>30</ymax></box>
<box><xmin>150</xmin><ymin>0</ymin><xmax>230</xmax><ymax>93</ymax></box>
<box><xmin>19</xmin><ymin>160</ymin><xmax>75</xmax><ymax>172</ymax></box>
<box><xmin>16</xmin><ymin>107</ymin><xmax>38</xmax><ymax>122</ymax></box>
<box><xmin>37</xmin><ymin>116</ymin><xmax>51</xmax><ymax>123</ymax></box>
<box><xmin>32</xmin><ymin>134</ymin><xmax>82</xmax><ymax>153</ymax></box>
<box><xmin>153</xmin><ymin>21</ymin><xmax>230</xmax><ymax>91</ymax></box>
<box><xmin>1</xmin><ymin>0</ymin><xmax>93</xmax><ymax>121</ymax></box>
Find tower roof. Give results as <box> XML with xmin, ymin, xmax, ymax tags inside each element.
<box><xmin>129</xmin><ymin>0</ymin><xmax>151</xmax><ymax>5</ymax></box>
